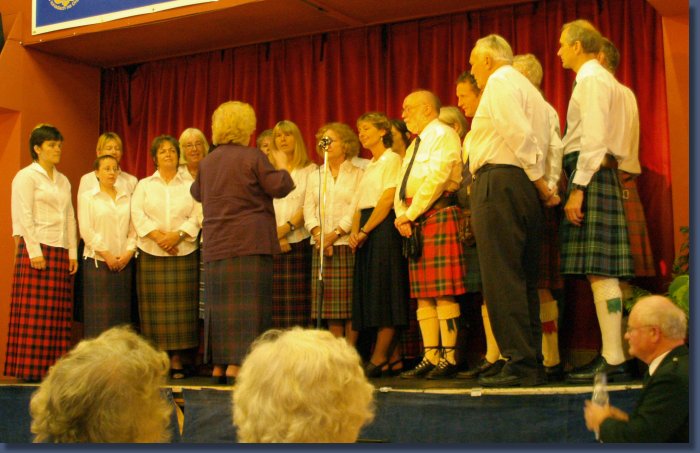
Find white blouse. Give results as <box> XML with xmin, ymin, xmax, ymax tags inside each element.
<box><xmin>11</xmin><ymin>162</ymin><xmax>78</xmax><ymax>260</ymax></box>
<box><xmin>130</xmin><ymin>170</ymin><xmax>201</xmax><ymax>257</ymax></box>
<box><xmin>354</xmin><ymin>150</ymin><xmax>401</xmax><ymax>211</ymax></box>
<box><xmin>78</xmin><ymin>187</ymin><xmax>137</xmax><ymax>262</ymax></box>
<box><xmin>77</xmin><ymin>170</ymin><xmax>138</xmax><ymax>196</ymax></box>
<box><xmin>273</xmin><ymin>163</ymin><xmax>317</xmax><ymax>244</ymax></box>
<box><xmin>304</xmin><ymin>160</ymin><xmax>363</xmax><ymax>246</ymax></box>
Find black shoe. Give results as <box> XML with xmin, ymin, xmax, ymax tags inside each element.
<box><xmin>566</xmin><ymin>355</ymin><xmax>633</xmax><ymax>384</ymax></box>
<box><xmin>456</xmin><ymin>358</ymin><xmax>501</xmax><ymax>379</ymax></box>
<box><xmin>426</xmin><ymin>359</ymin><xmax>459</xmax><ymax>379</ymax></box>
<box><xmin>480</xmin><ymin>359</ymin><xmax>506</xmax><ymax>378</ymax></box>
<box><xmin>364</xmin><ymin>360</ymin><xmax>388</xmax><ymax>378</ymax></box>
<box><xmin>478</xmin><ymin>365</ymin><xmax>546</xmax><ymax>388</ymax></box>
<box><xmin>545</xmin><ymin>363</ymin><xmax>565</xmax><ymax>381</ymax></box>
<box><xmin>399</xmin><ymin>358</ymin><xmax>435</xmax><ymax>379</ymax></box>
<box><xmin>226</xmin><ymin>376</ymin><xmax>236</xmax><ymax>386</ymax></box>
<box><xmin>211</xmin><ymin>375</ymin><xmax>227</xmax><ymax>385</ymax></box>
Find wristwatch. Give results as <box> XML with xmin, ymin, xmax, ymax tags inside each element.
<box><xmin>572</xmin><ymin>184</ymin><xmax>587</xmax><ymax>192</ymax></box>
<box><xmin>287</xmin><ymin>221</ymin><xmax>296</xmax><ymax>232</ymax></box>
<box><xmin>333</xmin><ymin>227</ymin><xmax>343</xmax><ymax>236</ymax></box>
<box><xmin>178</xmin><ymin>230</ymin><xmax>186</xmax><ymax>239</ymax></box>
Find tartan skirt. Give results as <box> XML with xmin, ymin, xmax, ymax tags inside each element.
<box><xmin>538</xmin><ymin>205</ymin><xmax>564</xmax><ymax>290</ymax></box>
<box><xmin>352</xmin><ymin>209</ymin><xmax>409</xmax><ymax>330</ymax></box>
<box><xmin>82</xmin><ymin>258</ymin><xmax>133</xmax><ymax>338</ymax></box>
<box><xmin>272</xmin><ymin>241</ymin><xmax>312</xmax><ymax>328</ymax></box>
<box><xmin>203</xmin><ymin>255</ymin><xmax>272</xmax><ymax>365</ymax></box>
<box><xmin>311</xmin><ymin>244</ymin><xmax>354</xmax><ymax>320</ymax></box>
<box><xmin>560</xmin><ymin>152</ymin><xmax>634</xmax><ymax>278</ymax></box>
<box><xmin>136</xmin><ymin>250</ymin><xmax>199</xmax><ymax>350</ymax></box>
<box><xmin>408</xmin><ymin>206</ymin><xmax>467</xmax><ymax>298</ymax></box>
<box><xmin>4</xmin><ymin>240</ymin><xmax>73</xmax><ymax>381</ymax></box>
<box><xmin>618</xmin><ymin>171</ymin><xmax>656</xmax><ymax>277</ymax></box>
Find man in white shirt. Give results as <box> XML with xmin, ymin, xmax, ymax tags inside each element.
<box><xmin>394</xmin><ymin>90</ymin><xmax>466</xmax><ymax>380</ymax></box>
<box><xmin>557</xmin><ymin>20</ymin><xmax>635</xmax><ymax>383</ymax></box>
<box><xmin>467</xmin><ymin>34</ymin><xmax>552</xmax><ymax>387</ymax></box>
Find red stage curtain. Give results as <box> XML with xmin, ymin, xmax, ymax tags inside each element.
<box><xmin>101</xmin><ymin>0</ymin><xmax>674</xmax><ymax>352</ymax></box>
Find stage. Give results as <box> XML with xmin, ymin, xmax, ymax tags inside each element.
<box><xmin>0</xmin><ymin>375</ymin><xmax>642</xmax><ymax>443</ymax></box>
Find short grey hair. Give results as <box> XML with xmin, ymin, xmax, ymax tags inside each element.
<box><xmin>513</xmin><ymin>53</ymin><xmax>544</xmax><ymax>88</ymax></box>
<box><xmin>473</xmin><ymin>34</ymin><xmax>513</xmax><ymax>64</ymax></box>
<box><xmin>633</xmin><ymin>295</ymin><xmax>688</xmax><ymax>341</ymax></box>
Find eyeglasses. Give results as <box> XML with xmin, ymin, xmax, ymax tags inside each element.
<box><xmin>625</xmin><ymin>324</ymin><xmax>655</xmax><ymax>334</ymax></box>
<box><xmin>183</xmin><ymin>142</ymin><xmax>203</xmax><ymax>149</ymax></box>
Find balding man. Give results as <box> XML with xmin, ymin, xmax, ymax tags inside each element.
<box><xmin>467</xmin><ymin>34</ymin><xmax>553</xmax><ymax>387</ymax></box>
<box><xmin>394</xmin><ymin>89</ymin><xmax>467</xmax><ymax>379</ymax></box>
<box><xmin>584</xmin><ymin>295</ymin><xmax>688</xmax><ymax>442</ymax></box>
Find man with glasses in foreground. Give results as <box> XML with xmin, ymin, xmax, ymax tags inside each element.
<box><xmin>583</xmin><ymin>295</ymin><xmax>688</xmax><ymax>442</ymax></box>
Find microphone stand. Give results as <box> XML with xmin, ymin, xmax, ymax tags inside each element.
<box><xmin>316</xmin><ymin>138</ymin><xmax>330</xmax><ymax>329</ymax></box>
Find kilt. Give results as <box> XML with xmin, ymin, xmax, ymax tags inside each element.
<box><xmin>4</xmin><ymin>240</ymin><xmax>73</xmax><ymax>381</ymax></box>
<box><xmin>352</xmin><ymin>209</ymin><xmax>409</xmax><ymax>330</ymax></box>
<box><xmin>136</xmin><ymin>250</ymin><xmax>199</xmax><ymax>350</ymax></box>
<box><xmin>82</xmin><ymin>258</ymin><xmax>133</xmax><ymax>338</ymax></box>
<box><xmin>272</xmin><ymin>241</ymin><xmax>312</xmax><ymax>328</ymax></box>
<box><xmin>618</xmin><ymin>171</ymin><xmax>656</xmax><ymax>277</ymax></box>
<box><xmin>560</xmin><ymin>152</ymin><xmax>634</xmax><ymax>278</ymax></box>
<box><xmin>311</xmin><ymin>244</ymin><xmax>354</xmax><ymax>320</ymax></box>
<box><xmin>204</xmin><ymin>255</ymin><xmax>272</xmax><ymax>365</ymax></box>
<box><xmin>408</xmin><ymin>206</ymin><xmax>467</xmax><ymax>298</ymax></box>
<box><xmin>538</xmin><ymin>205</ymin><xmax>564</xmax><ymax>290</ymax></box>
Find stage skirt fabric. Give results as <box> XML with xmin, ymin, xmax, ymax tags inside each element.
<box><xmin>310</xmin><ymin>244</ymin><xmax>354</xmax><ymax>320</ymax></box>
<box><xmin>136</xmin><ymin>250</ymin><xmax>199</xmax><ymax>351</ymax></box>
<box><xmin>560</xmin><ymin>152</ymin><xmax>634</xmax><ymax>278</ymax></box>
<box><xmin>538</xmin><ymin>205</ymin><xmax>564</xmax><ymax>290</ymax></box>
<box><xmin>408</xmin><ymin>206</ymin><xmax>467</xmax><ymax>298</ymax></box>
<box><xmin>272</xmin><ymin>241</ymin><xmax>312</xmax><ymax>328</ymax></box>
<box><xmin>203</xmin><ymin>255</ymin><xmax>272</xmax><ymax>365</ymax></box>
<box><xmin>618</xmin><ymin>171</ymin><xmax>656</xmax><ymax>277</ymax></box>
<box><xmin>352</xmin><ymin>209</ymin><xmax>408</xmax><ymax>330</ymax></box>
<box><xmin>82</xmin><ymin>258</ymin><xmax>133</xmax><ymax>338</ymax></box>
<box><xmin>3</xmin><ymin>240</ymin><xmax>73</xmax><ymax>381</ymax></box>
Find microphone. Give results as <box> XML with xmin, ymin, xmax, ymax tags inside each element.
<box><xmin>318</xmin><ymin>136</ymin><xmax>332</xmax><ymax>150</ymax></box>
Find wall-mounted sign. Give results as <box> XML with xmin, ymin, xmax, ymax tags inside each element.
<box><xmin>33</xmin><ymin>0</ymin><xmax>217</xmax><ymax>35</ymax></box>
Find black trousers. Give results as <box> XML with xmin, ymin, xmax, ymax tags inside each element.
<box><xmin>470</xmin><ymin>165</ymin><xmax>544</xmax><ymax>373</ymax></box>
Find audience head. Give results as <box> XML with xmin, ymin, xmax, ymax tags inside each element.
<box><xmin>178</xmin><ymin>127</ymin><xmax>210</xmax><ymax>166</ymax></box>
<box><xmin>256</xmin><ymin>129</ymin><xmax>274</xmax><ymax>155</ymax></box>
<box><xmin>95</xmin><ymin>132</ymin><xmax>124</xmax><ymax>162</ymax></box>
<box><xmin>315</xmin><ymin>122</ymin><xmax>360</xmax><ymax>159</ymax></box>
<box><xmin>598</xmin><ymin>37</ymin><xmax>620</xmax><ymax>74</ymax></box>
<box><xmin>402</xmin><ymin>90</ymin><xmax>441</xmax><ymax>135</ymax></box>
<box><xmin>30</xmin><ymin>326</ymin><xmax>172</xmax><ymax>443</ymax></box>
<box><xmin>271</xmin><ymin>120</ymin><xmax>311</xmax><ymax>169</ymax></box>
<box><xmin>513</xmin><ymin>53</ymin><xmax>544</xmax><ymax>88</ymax></box>
<box><xmin>211</xmin><ymin>100</ymin><xmax>256</xmax><ymax>147</ymax></box>
<box><xmin>455</xmin><ymin>71</ymin><xmax>482</xmax><ymax>118</ymax></box>
<box><xmin>357</xmin><ymin>112</ymin><xmax>393</xmax><ymax>150</ymax></box>
<box><xmin>29</xmin><ymin>124</ymin><xmax>63</xmax><ymax>161</ymax></box>
<box><xmin>469</xmin><ymin>34</ymin><xmax>514</xmax><ymax>90</ymax></box>
<box><xmin>149</xmin><ymin>135</ymin><xmax>180</xmax><ymax>169</ymax></box>
<box><xmin>233</xmin><ymin>328</ymin><xmax>375</xmax><ymax>443</ymax></box>
<box><xmin>389</xmin><ymin>119</ymin><xmax>411</xmax><ymax>156</ymax></box>
<box><xmin>625</xmin><ymin>295</ymin><xmax>687</xmax><ymax>365</ymax></box>
<box><xmin>438</xmin><ymin>106</ymin><xmax>469</xmax><ymax>140</ymax></box>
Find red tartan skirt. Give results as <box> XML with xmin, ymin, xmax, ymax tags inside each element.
<box><xmin>4</xmin><ymin>240</ymin><xmax>73</xmax><ymax>381</ymax></box>
<box><xmin>618</xmin><ymin>172</ymin><xmax>656</xmax><ymax>277</ymax></box>
<box><xmin>408</xmin><ymin>206</ymin><xmax>467</xmax><ymax>298</ymax></box>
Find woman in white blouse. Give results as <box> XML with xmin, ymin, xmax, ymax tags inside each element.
<box><xmin>131</xmin><ymin>135</ymin><xmax>202</xmax><ymax>380</ymax></box>
<box><xmin>304</xmin><ymin>123</ymin><xmax>363</xmax><ymax>340</ymax></box>
<box><xmin>349</xmin><ymin>112</ymin><xmax>409</xmax><ymax>378</ymax></box>
<box><xmin>269</xmin><ymin>120</ymin><xmax>317</xmax><ymax>328</ymax></box>
<box><xmin>78</xmin><ymin>155</ymin><xmax>137</xmax><ymax>338</ymax></box>
<box><xmin>178</xmin><ymin>127</ymin><xmax>210</xmax><ymax>182</ymax></box>
<box><xmin>5</xmin><ymin>124</ymin><xmax>78</xmax><ymax>382</ymax></box>
<box><xmin>77</xmin><ymin>132</ymin><xmax>138</xmax><ymax>196</ymax></box>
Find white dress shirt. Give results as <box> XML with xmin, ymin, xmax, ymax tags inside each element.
<box><xmin>78</xmin><ymin>187</ymin><xmax>137</xmax><ymax>263</ymax></box>
<box><xmin>304</xmin><ymin>160</ymin><xmax>363</xmax><ymax>246</ymax></box>
<box><xmin>618</xmin><ymin>84</ymin><xmax>641</xmax><ymax>175</ymax></box>
<box><xmin>468</xmin><ymin>65</ymin><xmax>549</xmax><ymax>182</ymax></box>
<box><xmin>77</xmin><ymin>170</ymin><xmax>138</xmax><ymax>196</ymax></box>
<box><xmin>130</xmin><ymin>170</ymin><xmax>201</xmax><ymax>257</ymax></box>
<box><xmin>394</xmin><ymin>119</ymin><xmax>462</xmax><ymax>221</ymax></box>
<box><xmin>274</xmin><ymin>163</ymin><xmax>317</xmax><ymax>244</ymax></box>
<box><xmin>562</xmin><ymin>59</ymin><xmax>630</xmax><ymax>186</ymax></box>
<box><xmin>544</xmin><ymin>102</ymin><xmax>565</xmax><ymax>190</ymax></box>
<box><xmin>354</xmin><ymin>150</ymin><xmax>401</xmax><ymax>211</ymax></box>
<box><xmin>351</xmin><ymin>156</ymin><xmax>371</xmax><ymax>170</ymax></box>
<box><xmin>11</xmin><ymin>162</ymin><xmax>78</xmax><ymax>260</ymax></box>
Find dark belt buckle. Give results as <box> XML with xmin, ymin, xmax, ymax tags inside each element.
<box><xmin>621</xmin><ymin>188</ymin><xmax>630</xmax><ymax>200</ymax></box>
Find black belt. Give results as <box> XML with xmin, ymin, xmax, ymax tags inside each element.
<box><xmin>472</xmin><ymin>163</ymin><xmax>520</xmax><ymax>181</ymax></box>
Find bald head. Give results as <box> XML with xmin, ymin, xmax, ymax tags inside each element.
<box><xmin>402</xmin><ymin>90</ymin><xmax>441</xmax><ymax>134</ymax></box>
<box><xmin>631</xmin><ymin>295</ymin><xmax>687</xmax><ymax>341</ymax></box>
